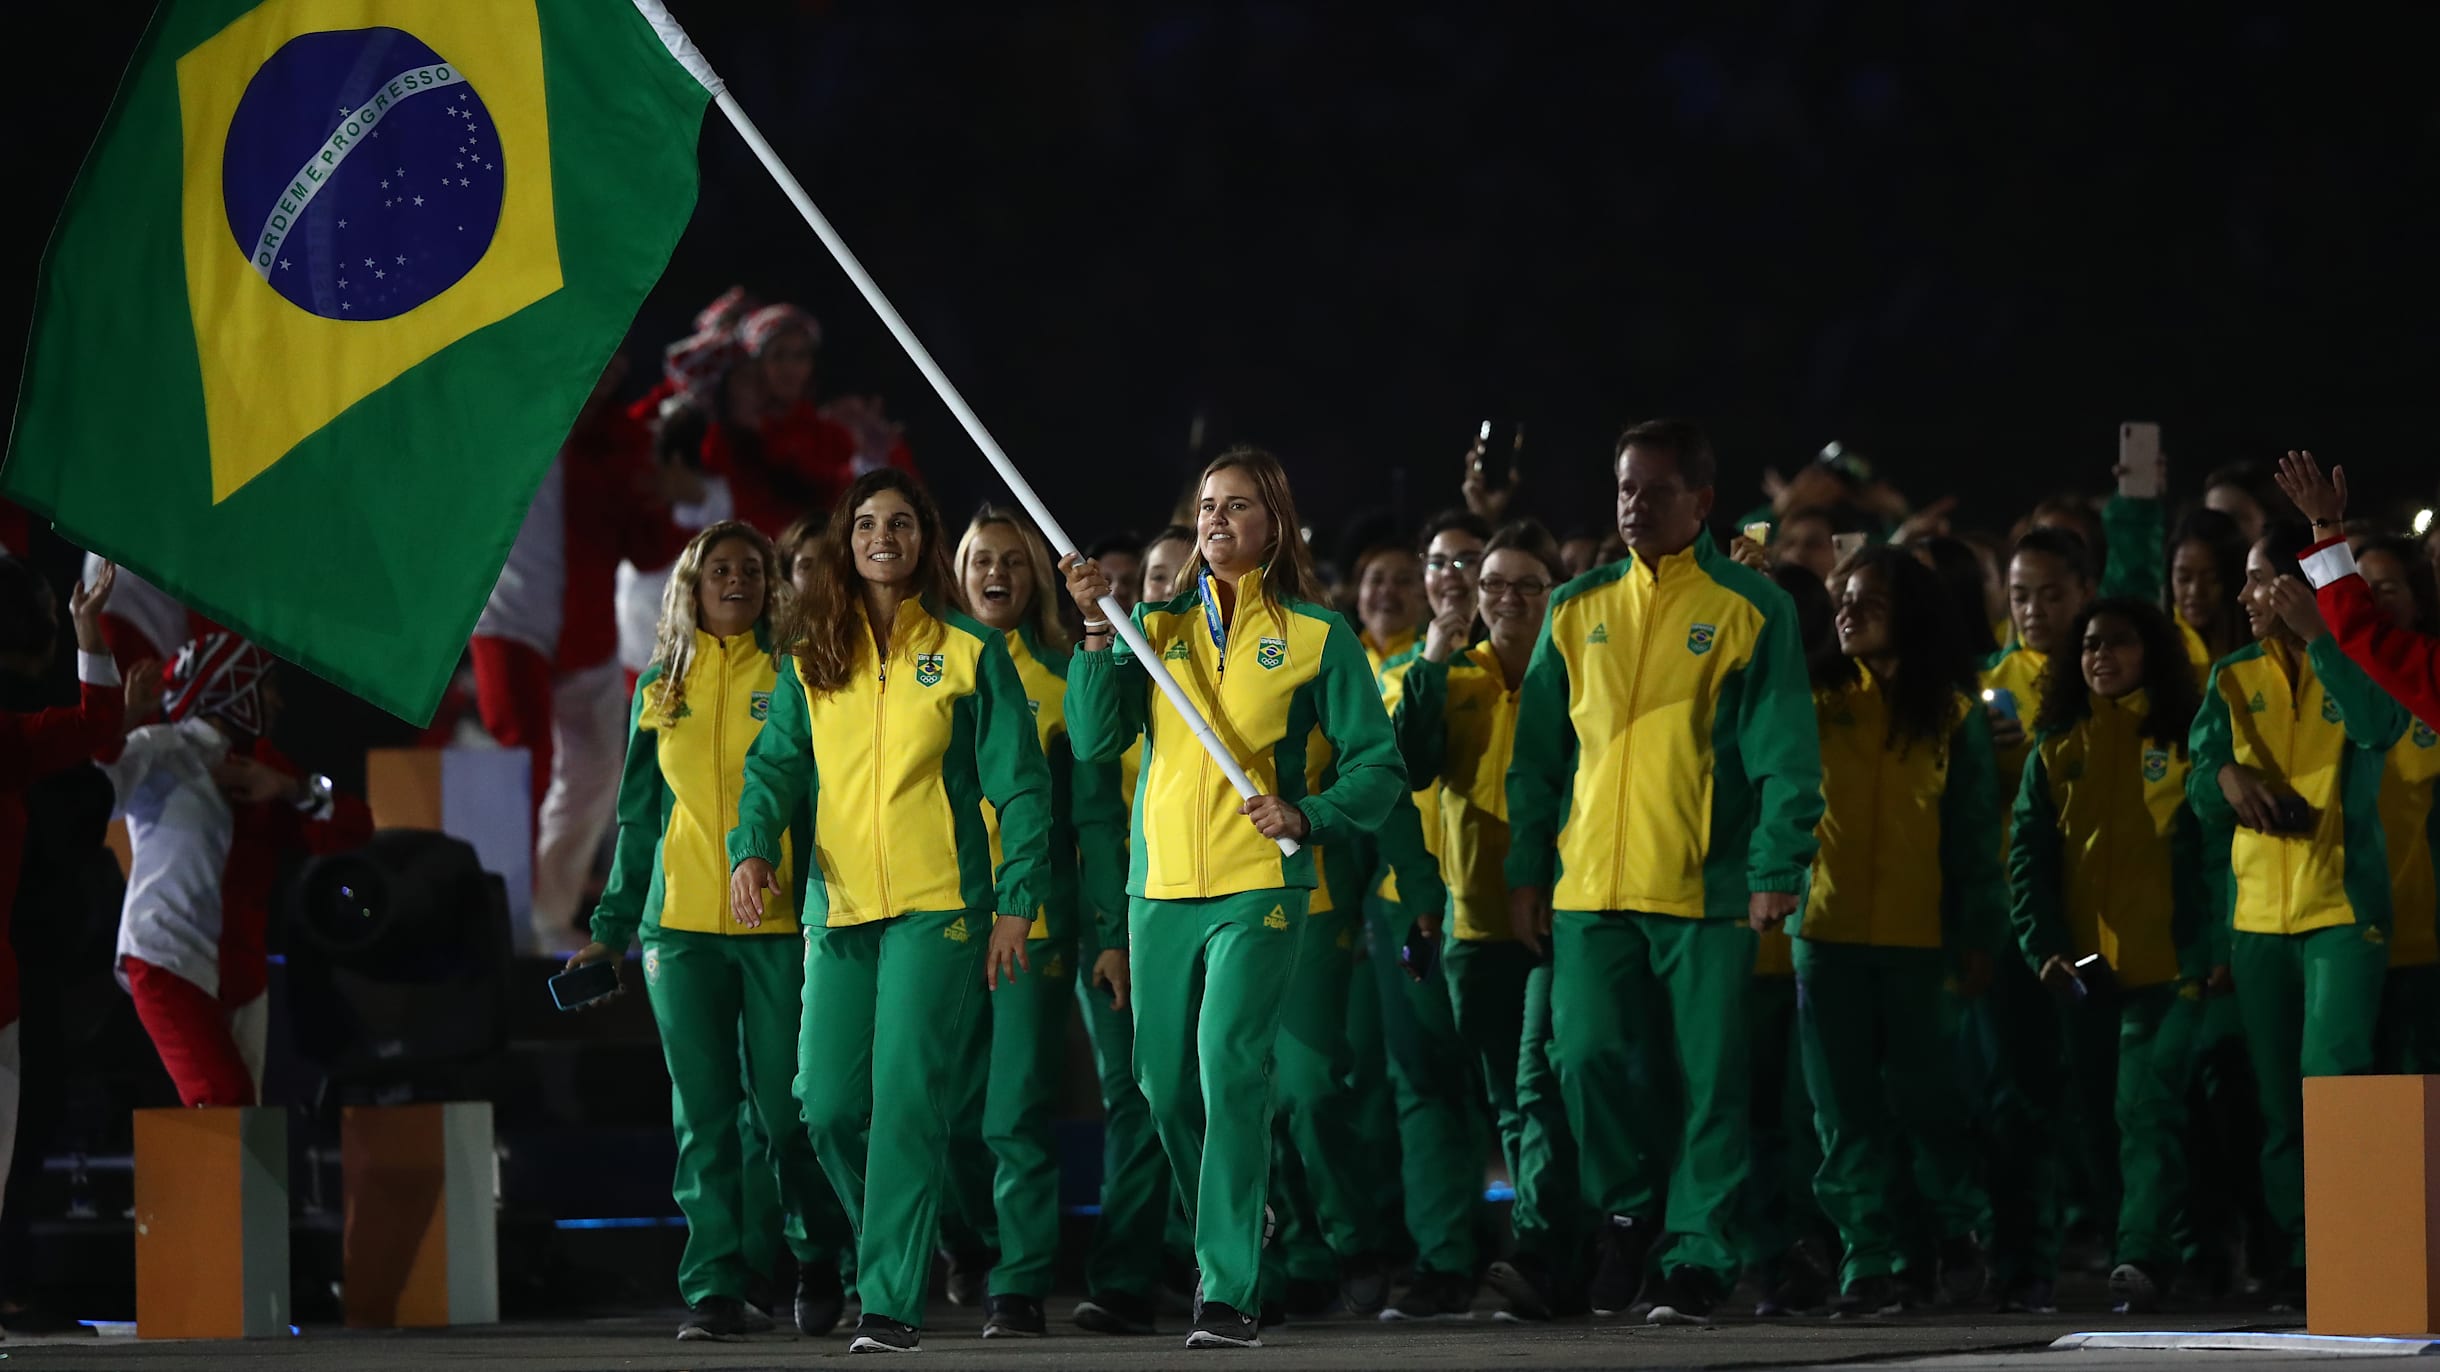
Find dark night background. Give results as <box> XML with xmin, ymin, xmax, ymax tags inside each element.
<box><xmin>7</xmin><ymin>2</ymin><xmax>2440</xmax><ymax>743</ymax></box>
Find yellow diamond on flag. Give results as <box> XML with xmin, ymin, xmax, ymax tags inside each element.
<box><xmin>177</xmin><ymin>0</ymin><xmax>561</xmax><ymax>503</ymax></box>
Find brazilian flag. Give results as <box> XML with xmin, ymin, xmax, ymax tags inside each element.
<box><xmin>3</xmin><ymin>0</ymin><xmax>714</xmax><ymax>722</ymax></box>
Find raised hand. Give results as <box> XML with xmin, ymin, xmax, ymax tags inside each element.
<box><xmin>2273</xmin><ymin>450</ymin><xmax>2347</xmax><ymax>529</ymax></box>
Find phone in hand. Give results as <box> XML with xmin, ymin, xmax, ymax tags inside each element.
<box><xmin>1473</xmin><ymin>420</ymin><xmax>1520</xmax><ymax>492</ymax></box>
<box><xmin>2270</xmin><ymin>794</ymin><xmax>2318</xmax><ymax>835</ymax></box>
<box><xmin>549</xmin><ymin>958</ymin><xmax>621</xmax><ymax>1012</ymax></box>
<box><xmin>2118</xmin><ymin>422</ymin><xmax>2163</xmax><ymax>499</ymax></box>
<box><xmin>1981</xmin><ymin>687</ymin><xmax>2020</xmax><ymax>723</ymax></box>
<box><xmin>2072</xmin><ymin>952</ymin><xmax>2117</xmax><ymax>1000</ymax></box>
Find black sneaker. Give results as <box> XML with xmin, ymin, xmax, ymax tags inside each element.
<box><xmin>848</xmin><ymin>1314</ymin><xmax>921</xmax><ymax>1353</ymax></box>
<box><xmin>1996</xmin><ymin>1278</ymin><xmax>2058</xmax><ymax>1314</ymax></box>
<box><xmin>942</xmin><ymin>1249</ymin><xmax>991</xmax><ymax>1308</ymax></box>
<box><xmin>983</xmin><ymin>1293</ymin><xmax>1046</xmax><ymax>1338</ymax></box>
<box><xmin>1486</xmin><ymin>1256</ymin><xmax>1554</xmax><ymax>1323</ymax></box>
<box><xmin>1381</xmin><ymin>1269</ymin><xmax>1476</xmax><ymax>1321</ymax></box>
<box><xmin>677</xmin><ymin>1295</ymin><xmax>773</xmax><ymax>1341</ymax></box>
<box><xmin>1755</xmin><ymin>1240</ymin><xmax>1833</xmax><ymax>1317</ymax></box>
<box><xmin>1589</xmin><ymin>1214</ymin><xmax>1659</xmax><ymax>1316</ymax></box>
<box><xmin>795</xmin><ymin>1261</ymin><xmax>845</xmax><ymax>1337</ymax></box>
<box><xmin>1341</xmin><ymin>1252</ymin><xmax>1393</xmax><ymax>1317</ymax></box>
<box><xmin>1938</xmin><ymin>1234</ymin><xmax>1987</xmax><ymax>1305</ymax></box>
<box><xmin>1646</xmin><ymin>1268</ymin><xmax>1723</xmax><ymax>1326</ymax></box>
<box><xmin>2109</xmin><ymin>1262</ymin><xmax>2164</xmax><ymax>1315</ymax></box>
<box><xmin>1073</xmin><ymin>1290</ymin><xmax>1157</xmax><ymax>1335</ymax></box>
<box><xmin>1185</xmin><ymin>1299</ymin><xmax>1263</xmax><ymax>1349</ymax></box>
<box><xmin>1829</xmin><ymin>1274</ymin><xmax>1906</xmax><ymax>1320</ymax></box>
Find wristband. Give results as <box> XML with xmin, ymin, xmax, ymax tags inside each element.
<box><xmin>1083</xmin><ymin>619</ymin><xmax>1111</xmax><ymax>634</ymax></box>
<box><xmin>2310</xmin><ymin>518</ymin><xmax>2340</xmax><ymax>529</ymax></box>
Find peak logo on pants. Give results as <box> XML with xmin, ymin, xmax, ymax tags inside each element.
<box><xmin>944</xmin><ymin>916</ymin><xmax>970</xmax><ymax>943</ymax></box>
<box><xmin>1263</xmin><ymin>907</ymin><xmax>1289</xmax><ymax>930</ymax></box>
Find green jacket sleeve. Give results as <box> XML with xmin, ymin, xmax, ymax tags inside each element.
<box><xmin>1502</xmin><ymin>613</ymin><xmax>1576</xmax><ymax>890</ymax></box>
<box><xmin>2187</xmin><ymin>663</ymin><xmax>2239</xmax><ymax>831</ymax></box>
<box><xmin>1375</xmin><ymin>788</ymin><xmax>1448</xmax><ymax>918</ymax></box>
<box><xmin>1297</xmin><ymin>620</ymin><xmax>1408</xmax><ymax>837</ymax></box>
<box><xmin>2099</xmin><ymin>494</ymin><xmax>2166</xmax><ymax>602</ymax></box>
<box><xmin>1389</xmin><ymin>653</ymin><xmax>1453</xmax><ymax>787</ymax></box>
<box><xmin>590</xmin><ymin>672</ymin><xmax>668</xmax><ymax>950</ymax></box>
<box><xmin>2006</xmin><ymin>744</ymin><xmax>2069</xmax><ymax>973</ymax></box>
<box><xmin>975</xmin><ymin>630</ymin><xmax>1056</xmax><ymax>917</ymax></box>
<box><xmin>1939</xmin><ymin>702</ymin><xmax>2007</xmax><ymax>952</ymax></box>
<box><xmin>1065</xmin><ymin>609</ymin><xmax>1151</xmax><ymax>765</ymax></box>
<box><xmin>2311</xmin><ymin>635</ymin><xmax>2412</xmax><ymax>751</ymax></box>
<box><xmin>728</xmin><ymin>660</ymin><xmax>814</xmax><ymax>871</ymax></box>
<box><xmin>1072</xmin><ymin>754</ymin><xmax>1131</xmax><ymax>947</ymax></box>
<box><xmin>1740</xmin><ymin>592</ymin><xmax>1828</xmax><ymax>895</ymax></box>
<box><xmin>2170</xmin><ymin>799</ymin><xmax>2223</xmax><ymax>979</ymax></box>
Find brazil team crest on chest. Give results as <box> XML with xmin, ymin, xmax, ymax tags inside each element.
<box><xmin>2321</xmin><ymin>697</ymin><xmax>2343</xmax><ymax>723</ymax></box>
<box><xmin>749</xmin><ymin>690</ymin><xmax>771</xmax><ymax>721</ymax></box>
<box><xmin>2416</xmin><ymin>723</ymin><xmax>2438</xmax><ymax>749</ymax></box>
<box><xmin>915</xmin><ymin>653</ymin><xmax>945</xmax><ymax>688</ymax></box>
<box><xmin>1256</xmin><ymin>637</ymin><xmax>1287</xmax><ymax>671</ymax></box>
<box><xmin>1687</xmin><ymin>623</ymin><xmax>1717</xmax><ymax>656</ymax></box>
<box><xmin>2141</xmin><ymin>747</ymin><xmax>2170</xmax><ymax>783</ymax></box>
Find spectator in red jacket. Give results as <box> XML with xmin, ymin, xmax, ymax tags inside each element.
<box><xmin>2279</xmin><ymin>451</ymin><xmax>2440</xmax><ymax>728</ymax></box>
<box><xmin>0</xmin><ymin>559</ymin><xmax>134</xmax><ymax>1206</ymax></box>
<box><xmin>703</xmin><ymin>304</ymin><xmax>915</xmax><ymax>538</ymax></box>
<box><xmin>475</xmin><ymin>357</ymin><xmax>692</xmax><ymax>952</ymax></box>
<box><xmin>103</xmin><ymin>633</ymin><xmax>372</xmax><ymax>1108</ymax></box>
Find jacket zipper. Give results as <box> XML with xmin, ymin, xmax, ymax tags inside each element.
<box><xmin>715</xmin><ymin>643</ymin><xmax>732</xmax><ymax>933</ymax></box>
<box><xmin>873</xmin><ymin>618</ymin><xmax>893</xmax><ymax>921</ymax></box>
<box><xmin>1612</xmin><ymin>566</ymin><xmax>1662</xmax><ymax>908</ymax></box>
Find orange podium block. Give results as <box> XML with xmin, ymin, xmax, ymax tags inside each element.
<box><xmin>2304</xmin><ymin>1075</ymin><xmax>2440</xmax><ymax>1335</ymax></box>
<box><xmin>133</xmin><ymin>1107</ymin><xmax>289</xmax><ymax>1339</ymax></box>
<box><xmin>342</xmin><ymin>1103</ymin><xmax>498</xmax><ymax>1328</ymax></box>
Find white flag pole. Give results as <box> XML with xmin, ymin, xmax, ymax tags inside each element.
<box><xmin>630</xmin><ymin>0</ymin><xmax>1296</xmax><ymax>854</ymax></box>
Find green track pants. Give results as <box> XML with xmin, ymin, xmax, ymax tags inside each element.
<box><xmin>1551</xmin><ymin>910</ymin><xmax>1754</xmax><ymax>1284</ymax></box>
<box><xmin>797</xmin><ymin>909</ymin><xmax>988</xmax><ymax>1328</ymax></box>
<box><xmin>1130</xmin><ymin>890</ymin><xmax>1308</xmax><ymax>1313</ymax></box>
<box><xmin>1363</xmin><ymin>891</ymin><xmax>1485</xmax><ymax>1281</ymax></box>
<box><xmin>1740</xmin><ymin>972</ymin><xmax>1827</xmax><ymax>1278</ymax></box>
<box><xmin>1447</xmin><ymin>936</ymin><xmax>1584</xmax><ymax>1281</ymax></box>
<box><xmin>640</xmin><ymin>927</ymin><xmax>849</xmax><ymax>1306</ymax></box>
<box><xmin>1267</xmin><ymin>898</ymin><xmax>1391</xmax><ymax>1269</ymax></box>
<box><xmin>2232</xmin><ymin>924</ymin><xmax>2387</xmax><ymax>1270</ymax></box>
<box><xmin>1792</xmin><ymin>940</ymin><xmax>1984</xmax><ymax>1286</ymax></box>
<box><xmin>1074</xmin><ymin>921</ymin><xmax>1174</xmax><ymax>1300</ymax></box>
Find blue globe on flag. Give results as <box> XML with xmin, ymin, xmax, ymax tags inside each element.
<box><xmin>220</xmin><ymin>26</ymin><xmax>505</xmax><ymax>322</ymax></box>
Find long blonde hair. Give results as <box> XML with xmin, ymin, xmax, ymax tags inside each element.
<box><xmin>645</xmin><ymin>521</ymin><xmax>790</xmax><ymax>727</ymax></box>
<box><xmin>955</xmin><ymin>505</ymin><xmax>1072</xmax><ymax>654</ymax></box>
<box><xmin>1176</xmin><ymin>446</ymin><xmax>1323</xmax><ymax>607</ymax></box>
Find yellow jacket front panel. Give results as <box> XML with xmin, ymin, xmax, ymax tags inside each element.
<box><xmin>2189</xmin><ymin>640</ymin><xmax>2408</xmax><ymax>936</ymax></box>
<box><xmin>1799</xmin><ymin>671</ymin><xmax>2002</xmax><ymax>949</ymax></box>
<box><xmin>1065</xmin><ymin>567</ymin><xmax>1406</xmax><ymax>903</ymax></box>
<box><xmin>2382</xmin><ymin>721</ymin><xmax>2440</xmax><ymax>967</ymax></box>
<box><xmin>1505</xmin><ymin>536</ymin><xmax>1825</xmax><ymax>921</ymax></box>
<box><xmin>593</xmin><ymin>629</ymin><xmax>798</xmax><ymax>944</ymax></box>
<box><xmin>1389</xmin><ymin>640</ymin><xmax>1518</xmax><ymax>942</ymax></box>
<box><xmin>729</xmin><ymin>597</ymin><xmax>1053</xmax><ymax>927</ymax></box>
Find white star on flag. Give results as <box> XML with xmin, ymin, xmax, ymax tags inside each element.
<box><xmin>341</xmin><ymin>301</ymin><xmax>351</xmax><ymax>311</ymax></box>
<box><xmin>413</xmin><ymin>196</ymin><xmax>424</xmax><ymax>206</ymax></box>
<box><xmin>394</xmin><ymin>256</ymin><xmax>406</xmax><ymax>265</ymax></box>
<box><xmin>396</xmin><ymin>167</ymin><xmax>405</xmax><ymax>177</ymax></box>
<box><xmin>278</xmin><ymin>259</ymin><xmax>291</xmax><ymax>270</ymax></box>
<box><xmin>374</xmin><ymin>269</ymin><xmax>385</xmax><ymax>279</ymax></box>
<box><xmin>381</xmin><ymin>180</ymin><xmax>389</xmax><ymax>190</ymax></box>
<box><xmin>459</xmin><ymin>178</ymin><xmax>469</xmax><ymax>186</ymax></box>
<box><xmin>363</xmin><ymin>258</ymin><xmax>374</xmax><ymax>267</ymax></box>
<box><xmin>338</xmin><ymin>219</ymin><xmax>348</xmax><ymax>228</ymax></box>
<box><xmin>338</xmin><ymin>278</ymin><xmax>349</xmax><ymax>288</ymax></box>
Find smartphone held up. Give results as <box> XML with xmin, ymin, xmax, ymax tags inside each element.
<box><xmin>1472</xmin><ymin>419</ymin><xmax>1523</xmax><ymax>492</ymax></box>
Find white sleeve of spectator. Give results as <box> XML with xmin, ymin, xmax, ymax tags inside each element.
<box><xmin>2301</xmin><ymin>540</ymin><xmax>2357</xmax><ymax>590</ymax></box>
<box><xmin>77</xmin><ymin>651</ymin><xmax>121</xmax><ymax>689</ymax></box>
<box><xmin>673</xmin><ymin>475</ymin><xmax>733</xmax><ymax>529</ymax></box>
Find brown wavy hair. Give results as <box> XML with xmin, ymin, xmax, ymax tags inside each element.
<box><xmin>791</xmin><ymin>470</ymin><xmax>957</xmax><ymax>696</ymax></box>
<box><xmin>1175</xmin><ymin>446</ymin><xmax>1324</xmax><ymax>607</ymax></box>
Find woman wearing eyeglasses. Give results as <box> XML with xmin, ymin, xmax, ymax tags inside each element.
<box><xmin>1389</xmin><ymin>521</ymin><xmax>1585</xmax><ymax>1321</ymax></box>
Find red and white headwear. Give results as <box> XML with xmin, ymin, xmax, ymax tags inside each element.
<box><xmin>165</xmin><ymin>630</ymin><xmax>276</xmax><ymax>737</ymax></box>
<box><xmin>693</xmin><ymin>285</ymin><xmax>762</xmax><ymax>338</ymax></box>
<box><xmin>661</xmin><ymin>329</ymin><xmax>743</xmax><ymax>407</ymax></box>
<box><xmin>740</xmin><ymin>303</ymin><xmax>820</xmax><ymax>357</ymax></box>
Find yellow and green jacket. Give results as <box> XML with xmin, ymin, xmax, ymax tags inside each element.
<box><xmin>2188</xmin><ymin>638</ymin><xmax>2409</xmax><ymax>936</ymax></box>
<box><xmin>2009</xmin><ymin>690</ymin><xmax>2215</xmax><ymax>990</ymax></box>
<box><xmin>595</xmin><ymin>627</ymin><xmax>804</xmax><ymax>947</ymax></box>
<box><xmin>980</xmin><ymin>625</ymin><xmax>1130</xmax><ymax>944</ymax></box>
<box><xmin>1066</xmin><ymin>565</ymin><xmax>1406</xmax><ymax>902</ymax></box>
<box><xmin>1503</xmin><ymin>533</ymin><xmax>1825</xmax><ymax>919</ymax></box>
<box><xmin>728</xmin><ymin>595</ymin><xmax>1053</xmax><ymax>927</ymax></box>
<box><xmin>1390</xmin><ymin>640</ymin><xmax>1520</xmax><ymax>942</ymax></box>
<box><xmin>1372</xmin><ymin>646</ymin><xmax>1447</xmax><ymax>910</ymax></box>
<box><xmin>1979</xmin><ymin>643</ymin><xmax>2048</xmax><ymax>802</ymax></box>
<box><xmin>2379</xmin><ymin>721</ymin><xmax>2440</xmax><ymax>968</ymax></box>
<box><xmin>1795</xmin><ymin>669</ymin><xmax>2003</xmax><ymax>950</ymax></box>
